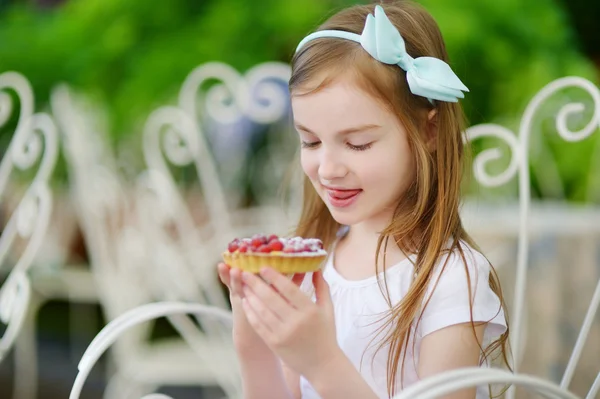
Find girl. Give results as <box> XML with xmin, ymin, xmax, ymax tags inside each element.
<box><xmin>217</xmin><ymin>1</ymin><xmax>509</xmax><ymax>398</ymax></box>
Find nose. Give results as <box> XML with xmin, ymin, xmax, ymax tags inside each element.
<box><xmin>318</xmin><ymin>147</ymin><xmax>348</xmax><ymax>181</ymax></box>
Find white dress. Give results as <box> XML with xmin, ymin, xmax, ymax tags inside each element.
<box><xmin>299</xmin><ymin>234</ymin><xmax>507</xmax><ymax>399</ymax></box>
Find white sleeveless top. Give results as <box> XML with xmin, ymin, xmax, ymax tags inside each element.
<box><xmin>299</xmin><ymin>233</ymin><xmax>507</xmax><ymax>399</ymax></box>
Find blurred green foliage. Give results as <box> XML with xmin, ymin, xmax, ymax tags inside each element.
<box><xmin>0</xmin><ymin>0</ymin><xmax>598</xmax><ymax>201</ymax></box>
<box><xmin>419</xmin><ymin>0</ymin><xmax>599</xmax><ymax>202</ymax></box>
<box><xmin>0</xmin><ymin>0</ymin><xmax>338</xmax><ymax>138</ymax></box>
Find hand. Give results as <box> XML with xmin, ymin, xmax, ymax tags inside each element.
<box><xmin>217</xmin><ymin>263</ymin><xmax>304</xmax><ymax>354</ymax></box>
<box><xmin>240</xmin><ymin>267</ymin><xmax>342</xmax><ymax>379</ymax></box>
<box><xmin>217</xmin><ymin>263</ymin><xmax>263</xmax><ymax>352</ymax></box>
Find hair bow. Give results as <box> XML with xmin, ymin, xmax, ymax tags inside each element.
<box><xmin>296</xmin><ymin>5</ymin><xmax>469</xmax><ymax>103</ymax></box>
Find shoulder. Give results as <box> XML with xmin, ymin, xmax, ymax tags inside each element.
<box><xmin>419</xmin><ymin>240</ymin><xmax>506</xmax><ymax>338</ymax></box>
<box><xmin>431</xmin><ymin>241</ymin><xmax>490</xmax><ymax>281</ymax></box>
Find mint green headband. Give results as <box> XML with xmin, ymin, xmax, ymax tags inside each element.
<box><xmin>295</xmin><ymin>5</ymin><xmax>468</xmax><ymax>103</ymax></box>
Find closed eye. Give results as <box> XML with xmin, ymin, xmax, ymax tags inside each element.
<box><xmin>301</xmin><ymin>141</ymin><xmax>321</xmax><ymax>149</ymax></box>
<box><xmin>346</xmin><ymin>142</ymin><xmax>372</xmax><ymax>151</ymax></box>
<box><xmin>301</xmin><ymin>141</ymin><xmax>373</xmax><ymax>151</ymax></box>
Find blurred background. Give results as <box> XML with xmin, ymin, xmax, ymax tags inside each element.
<box><xmin>0</xmin><ymin>0</ymin><xmax>599</xmax><ymax>398</ymax></box>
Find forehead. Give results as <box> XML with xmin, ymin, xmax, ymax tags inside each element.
<box><xmin>291</xmin><ymin>77</ymin><xmax>395</xmax><ymax>131</ymax></box>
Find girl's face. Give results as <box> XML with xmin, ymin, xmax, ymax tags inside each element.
<box><xmin>292</xmin><ymin>77</ymin><xmax>416</xmax><ymax>229</ymax></box>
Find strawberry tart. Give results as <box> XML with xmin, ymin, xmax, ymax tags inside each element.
<box><xmin>222</xmin><ymin>234</ymin><xmax>327</xmax><ymax>274</ymax></box>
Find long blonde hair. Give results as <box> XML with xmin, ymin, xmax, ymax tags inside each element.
<box><xmin>289</xmin><ymin>1</ymin><xmax>510</xmax><ymax>397</ymax></box>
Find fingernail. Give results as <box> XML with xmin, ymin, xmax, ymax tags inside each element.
<box><xmin>241</xmin><ymin>272</ymin><xmax>250</xmax><ymax>282</ymax></box>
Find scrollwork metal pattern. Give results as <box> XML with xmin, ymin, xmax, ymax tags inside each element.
<box><xmin>465</xmin><ymin>76</ymin><xmax>600</xmax><ymax>399</ymax></box>
<box><xmin>0</xmin><ymin>72</ymin><xmax>58</xmax><ymax>362</ymax></box>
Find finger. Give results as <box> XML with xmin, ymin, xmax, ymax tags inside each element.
<box><xmin>242</xmin><ymin>271</ymin><xmax>296</xmax><ymax>319</ymax></box>
<box><xmin>244</xmin><ymin>287</ymin><xmax>283</xmax><ymax>327</ymax></box>
<box><xmin>229</xmin><ymin>268</ymin><xmax>245</xmax><ymax>298</ymax></box>
<box><xmin>313</xmin><ymin>271</ymin><xmax>332</xmax><ymax>306</ymax></box>
<box><xmin>217</xmin><ymin>263</ymin><xmax>231</xmax><ymax>287</ymax></box>
<box><xmin>241</xmin><ymin>298</ymin><xmax>276</xmax><ymax>343</ymax></box>
<box><xmin>258</xmin><ymin>268</ymin><xmax>312</xmax><ymax>309</ymax></box>
<box><xmin>291</xmin><ymin>272</ymin><xmax>306</xmax><ymax>287</ymax></box>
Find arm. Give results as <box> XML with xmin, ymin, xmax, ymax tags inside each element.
<box><xmin>413</xmin><ymin>249</ymin><xmax>506</xmax><ymax>398</ymax></box>
<box><xmin>307</xmin><ymin>323</ymin><xmax>485</xmax><ymax>399</ymax></box>
<box><xmin>418</xmin><ymin>322</ymin><xmax>486</xmax><ymax>399</ymax></box>
<box><xmin>304</xmin><ymin>351</ymin><xmax>379</xmax><ymax>399</ymax></box>
<box><xmin>237</xmin><ymin>342</ymin><xmax>294</xmax><ymax>399</ymax></box>
<box><xmin>237</xmin><ymin>341</ymin><xmax>302</xmax><ymax>399</ymax></box>
<box><xmin>219</xmin><ymin>264</ymin><xmax>295</xmax><ymax>399</ymax></box>
<box><xmin>282</xmin><ymin>361</ymin><xmax>302</xmax><ymax>399</ymax></box>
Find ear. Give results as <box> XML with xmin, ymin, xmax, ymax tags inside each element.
<box><xmin>425</xmin><ymin>109</ymin><xmax>438</xmax><ymax>152</ymax></box>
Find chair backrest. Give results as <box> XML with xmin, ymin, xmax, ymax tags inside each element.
<box><xmin>0</xmin><ymin>72</ymin><xmax>58</xmax><ymax>362</ymax></box>
<box><xmin>62</xmin><ymin>61</ymin><xmax>301</xmax><ymax>399</ymax></box>
<box><xmin>54</xmin><ymin>83</ymin><xmax>244</xmax><ymax>398</ymax></box>
<box><xmin>136</xmin><ymin>61</ymin><xmax>298</xmax><ymax>308</ymax></box>
<box><xmin>51</xmin><ymin>85</ymin><xmax>158</xmax><ymax>357</ymax></box>
<box><xmin>460</xmin><ymin>76</ymin><xmax>600</xmax><ymax>399</ymax></box>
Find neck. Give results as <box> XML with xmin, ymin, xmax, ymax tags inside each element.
<box><xmin>344</xmin><ymin>209</ymin><xmax>403</xmax><ymax>261</ymax></box>
<box><xmin>349</xmin><ymin>207</ymin><xmax>394</xmax><ymax>240</ymax></box>
<box><xmin>342</xmin><ymin>208</ymin><xmax>413</xmax><ymax>268</ymax></box>
<box><xmin>345</xmin><ymin>222</ymin><xmax>382</xmax><ymax>253</ymax></box>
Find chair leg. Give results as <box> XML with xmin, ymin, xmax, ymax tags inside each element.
<box><xmin>12</xmin><ymin>296</ymin><xmax>41</xmax><ymax>399</ymax></box>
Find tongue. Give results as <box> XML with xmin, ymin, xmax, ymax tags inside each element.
<box><xmin>332</xmin><ymin>189</ymin><xmax>361</xmax><ymax>199</ymax></box>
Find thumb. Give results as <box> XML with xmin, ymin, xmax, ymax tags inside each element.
<box><xmin>313</xmin><ymin>271</ymin><xmax>332</xmax><ymax>307</ymax></box>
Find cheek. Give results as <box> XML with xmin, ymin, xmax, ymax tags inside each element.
<box><xmin>362</xmin><ymin>145</ymin><xmax>415</xmax><ymax>187</ymax></box>
<box><xmin>300</xmin><ymin>151</ymin><xmax>319</xmax><ymax>180</ymax></box>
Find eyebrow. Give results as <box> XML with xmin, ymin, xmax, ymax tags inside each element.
<box><xmin>294</xmin><ymin>122</ymin><xmax>381</xmax><ymax>136</ymax></box>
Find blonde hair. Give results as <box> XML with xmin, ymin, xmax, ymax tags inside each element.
<box><xmin>289</xmin><ymin>1</ymin><xmax>510</xmax><ymax>397</ymax></box>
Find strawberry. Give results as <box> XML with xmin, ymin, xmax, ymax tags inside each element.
<box><xmin>228</xmin><ymin>240</ymin><xmax>239</xmax><ymax>253</ymax></box>
<box><xmin>238</xmin><ymin>244</ymin><xmax>248</xmax><ymax>253</ymax></box>
<box><xmin>283</xmin><ymin>246</ymin><xmax>296</xmax><ymax>253</ymax></box>
<box><xmin>267</xmin><ymin>234</ymin><xmax>279</xmax><ymax>242</ymax></box>
<box><xmin>251</xmin><ymin>237</ymin><xmax>263</xmax><ymax>249</ymax></box>
<box><xmin>257</xmin><ymin>244</ymin><xmax>271</xmax><ymax>253</ymax></box>
<box><xmin>269</xmin><ymin>240</ymin><xmax>283</xmax><ymax>251</ymax></box>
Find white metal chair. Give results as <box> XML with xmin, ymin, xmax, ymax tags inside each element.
<box><xmin>68</xmin><ymin>302</ymin><xmax>235</xmax><ymax>399</ymax></box>
<box><xmin>137</xmin><ymin>63</ymin><xmax>297</xmax><ymax>309</ymax></box>
<box><xmin>402</xmin><ymin>76</ymin><xmax>600</xmax><ymax>399</ymax></box>
<box><xmin>0</xmin><ymin>71</ymin><xmax>59</xmax><ymax>399</ymax></box>
<box><xmin>56</xmin><ymin>61</ymin><xmax>300</xmax><ymax>398</ymax></box>
<box><xmin>172</xmin><ymin>61</ymin><xmax>300</xmax><ymax>231</ymax></box>
<box><xmin>52</xmin><ymin>85</ymin><xmax>241</xmax><ymax>399</ymax></box>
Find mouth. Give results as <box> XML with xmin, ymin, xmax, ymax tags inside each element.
<box><xmin>323</xmin><ymin>186</ymin><xmax>363</xmax><ymax>208</ymax></box>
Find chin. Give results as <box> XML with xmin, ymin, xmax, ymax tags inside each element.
<box><xmin>326</xmin><ymin>206</ymin><xmax>368</xmax><ymax>226</ymax></box>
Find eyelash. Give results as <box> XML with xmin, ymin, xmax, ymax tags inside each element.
<box><xmin>301</xmin><ymin>141</ymin><xmax>373</xmax><ymax>152</ymax></box>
